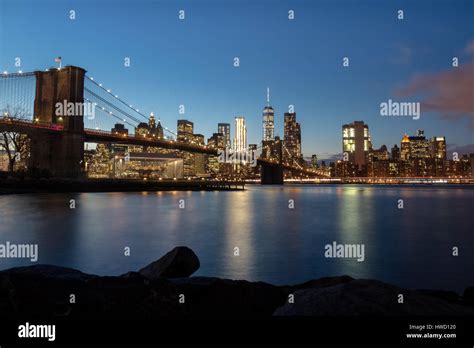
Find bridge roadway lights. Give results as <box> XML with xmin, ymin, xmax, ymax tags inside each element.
<box><xmin>260</xmin><ymin>162</ymin><xmax>284</xmax><ymax>185</ymax></box>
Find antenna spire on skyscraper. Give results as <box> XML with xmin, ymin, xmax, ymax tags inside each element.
<box><xmin>262</xmin><ymin>87</ymin><xmax>275</xmax><ymax>141</ymax></box>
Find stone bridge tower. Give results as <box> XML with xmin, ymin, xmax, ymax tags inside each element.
<box><xmin>29</xmin><ymin>66</ymin><xmax>86</xmax><ymax>177</ymax></box>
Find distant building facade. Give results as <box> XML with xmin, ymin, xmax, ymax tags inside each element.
<box><xmin>233</xmin><ymin>116</ymin><xmax>247</xmax><ymax>152</ymax></box>
<box><xmin>342</xmin><ymin>121</ymin><xmax>371</xmax><ymax>171</ymax></box>
<box><xmin>283</xmin><ymin>112</ymin><xmax>302</xmax><ymax>164</ymax></box>
<box><xmin>218</xmin><ymin>123</ymin><xmax>231</xmax><ymax>149</ymax></box>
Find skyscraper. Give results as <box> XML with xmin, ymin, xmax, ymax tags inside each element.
<box><xmin>156</xmin><ymin>121</ymin><xmax>164</xmax><ymax>139</ymax></box>
<box><xmin>135</xmin><ymin>122</ymin><xmax>150</xmax><ymax>137</ymax></box>
<box><xmin>262</xmin><ymin>88</ymin><xmax>274</xmax><ymax>141</ymax></box>
<box><xmin>391</xmin><ymin>144</ymin><xmax>400</xmax><ymax>161</ymax></box>
<box><xmin>207</xmin><ymin>133</ymin><xmax>225</xmax><ymax>175</ymax></box>
<box><xmin>111</xmin><ymin>123</ymin><xmax>128</xmax><ymax>136</ymax></box>
<box><xmin>177</xmin><ymin>120</ymin><xmax>193</xmax><ymax>142</ymax></box>
<box><xmin>342</xmin><ymin>121</ymin><xmax>371</xmax><ymax>170</ymax></box>
<box><xmin>283</xmin><ymin>112</ymin><xmax>302</xmax><ymax>162</ymax></box>
<box><xmin>177</xmin><ymin>120</ymin><xmax>195</xmax><ymax>177</ymax></box>
<box><xmin>218</xmin><ymin>123</ymin><xmax>231</xmax><ymax>149</ymax></box>
<box><xmin>408</xmin><ymin>130</ymin><xmax>430</xmax><ymax>158</ymax></box>
<box><xmin>401</xmin><ymin>134</ymin><xmax>410</xmax><ymax>160</ymax></box>
<box><xmin>148</xmin><ymin>112</ymin><xmax>156</xmax><ymax>129</ymax></box>
<box><xmin>311</xmin><ymin>154</ymin><xmax>318</xmax><ymax>168</ymax></box>
<box><xmin>148</xmin><ymin>112</ymin><xmax>163</xmax><ymax>139</ymax></box>
<box><xmin>406</xmin><ymin>130</ymin><xmax>431</xmax><ymax>176</ymax></box>
<box><xmin>193</xmin><ymin>134</ymin><xmax>205</xmax><ymax>145</ymax></box>
<box><xmin>432</xmin><ymin>136</ymin><xmax>446</xmax><ymax>160</ymax></box>
<box><xmin>234</xmin><ymin>116</ymin><xmax>247</xmax><ymax>152</ymax></box>
<box><xmin>207</xmin><ymin>133</ymin><xmax>225</xmax><ymax>149</ymax></box>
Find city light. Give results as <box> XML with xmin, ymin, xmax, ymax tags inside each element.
<box><xmin>0</xmin><ymin>5</ymin><xmax>471</xmax><ymax>344</ymax></box>
<box><xmin>0</xmin><ymin>64</ymin><xmax>471</xmax><ymax>183</ymax></box>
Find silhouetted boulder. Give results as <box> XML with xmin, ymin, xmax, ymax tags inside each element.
<box><xmin>1</xmin><ymin>248</ymin><xmax>473</xmax><ymax>319</ymax></box>
<box><xmin>139</xmin><ymin>246</ymin><xmax>200</xmax><ymax>279</ymax></box>
<box><xmin>416</xmin><ymin>289</ymin><xmax>459</xmax><ymax>303</ymax></box>
<box><xmin>274</xmin><ymin>279</ymin><xmax>474</xmax><ymax>316</ymax></box>
<box><xmin>288</xmin><ymin>275</ymin><xmax>354</xmax><ymax>291</ymax></box>
<box><xmin>463</xmin><ymin>287</ymin><xmax>474</xmax><ymax>305</ymax></box>
<box><xmin>170</xmin><ymin>277</ymin><xmax>286</xmax><ymax>317</ymax></box>
<box><xmin>0</xmin><ymin>266</ymin><xmax>92</xmax><ymax>319</ymax></box>
<box><xmin>2</xmin><ymin>264</ymin><xmax>94</xmax><ymax>281</ymax></box>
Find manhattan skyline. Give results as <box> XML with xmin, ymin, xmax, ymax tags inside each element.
<box><xmin>1</xmin><ymin>0</ymin><xmax>473</xmax><ymax>161</ymax></box>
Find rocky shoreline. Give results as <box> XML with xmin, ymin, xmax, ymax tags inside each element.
<box><xmin>1</xmin><ymin>247</ymin><xmax>473</xmax><ymax>318</ymax></box>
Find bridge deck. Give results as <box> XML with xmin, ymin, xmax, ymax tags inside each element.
<box><xmin>0</xmin><ymin>117</ymin><xmax>328</xmax><ymax>177</ymax></box>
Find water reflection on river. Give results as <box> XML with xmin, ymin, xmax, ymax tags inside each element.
<box><xmin>0</xmin><ymin>185</ymin><xmax>472</xmax><ymax>291</ymax></box>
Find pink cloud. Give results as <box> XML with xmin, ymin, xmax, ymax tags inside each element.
<box><xmin>465</xmin><ymin>41</ymin><xmax>474</xmax><ymax>55</ymax></box>
<box><xmin>396</xmin><ymin>61</ymin><xmax>474</xmax><ymax>122</ymax></box>
<box><xmin>447</xmin><ymin>143</ymin><xmax>474</xmax><ymax>156</ymax></box>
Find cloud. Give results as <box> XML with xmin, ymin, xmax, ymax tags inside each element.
<box><xmin>396</xmin><ymin>61</ymin><xmax>474</xmax><ymax>128</ymax></box>
<box><xmin>465</xmin><ymin>40</ymin><xmax>474</xmax><ymax>55</ymax></box>
<box><xmin>446</xmin><ymin>143</ymin><xmax>474</xmax><ymax>156</ymax></box>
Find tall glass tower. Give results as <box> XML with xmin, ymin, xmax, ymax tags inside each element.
<box><xmin>218</xmin><ymin>123</ymin><xmax>231</xmax><ymax>149</ymax></box>
<box><xmin>262</xmin><ymin>88</ymin><xmax>274</xmax><ymax>141</ymax></box>
<box><xmin>233</xmin><ymin>116</ymin><xmax>247</xmax><ymax>152</ymax></box>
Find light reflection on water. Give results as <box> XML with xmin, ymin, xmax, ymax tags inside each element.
<box><xmin>0</xmin><ymin>185</ymin><xmax>472</xmax><ymax>292</ymax></box>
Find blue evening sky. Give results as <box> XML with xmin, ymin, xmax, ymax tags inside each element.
<box><xmin>1</xmin><ymin>0</ymin><xmax>473</xmax><ymax>159</ymax></box>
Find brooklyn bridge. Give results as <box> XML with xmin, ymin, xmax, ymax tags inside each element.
<box><xmin>0</xmin><ymin>66</ymin><xmax>328</xmax><ymax>184</ymax></box>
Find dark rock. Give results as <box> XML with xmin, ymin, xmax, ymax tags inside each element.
<box><xmin>416</xmin><ymin>289</ymin><xmax>460</xmax><ymax>303</ymax></box>
<box><xmin>139</xmin><ymin>246</ymin><xmax>200</xmax><ymax>279</ymax></box>
<box><xmin>0</xmin><ymin>266</ymin><xmax>183</xmax><ymax>319</ymax></box>
<box><xmin>170</xmin><ymin>277</ymin><xmax>286</xmax><ymax>317</ymax></box>
<box><xmin>289</xmin><ymin>275</ymin><xmax>354</xmax><ymax>291</ymax></box>
<box><xmin>83</xmin><ymin>275</ymin><xmax>183</xmax><ymax>318</ymax></box>
<box><xmin>0</xmin><ymin>275</ymin><xmax>17</xmax><ymax>313</ymax></box>
<box><xmin>1</xmin><ymin>249</ymin><xmax>473</xmax><ymax>319</ymax></box>
<box><xmin>274</xmin><ymin>279</ymin><xmax>474</xmax><ymax>316</ymax></box>
<box><xmin>0</xmin><ymin>265</ymin><xmax>92</xmax><ymax>319</ymax></box>
<box><xmin>2</xmin><ymin>264</ymin><xmax>94</xmax><ymax>281</ymax></box>
<box><xmin>463</xmin><ymin>287</ymin><xmax>474</xmax><ymax>305</ymax></box>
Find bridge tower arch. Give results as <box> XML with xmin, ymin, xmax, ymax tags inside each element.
<box><xmin>29</xmin><ymin>66</ymin><xmax>86</xmax><ymax>177</ymax></box>
<box><xmin>260</xmin><ymin>138</ymin><xmax>284</xmax><ymax>184</ymax></box>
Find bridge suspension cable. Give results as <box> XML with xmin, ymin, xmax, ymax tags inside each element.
<box><xmin>0</xmin><ymin>72</ymin><xmax>36</xmax><ymax>119</ymax></box>
<box><xmin>85</xmin><ymin>75</ymin><xmax>177</xmax><ymax>138</ymax></box>
<box><xmin>282</xmin><ymin>143</ymin><xmax>303</xmax><ymax>169</ymax></box>
<box><xmin>84</xmin><ymin>87</ymin><xmax>143</xmax><ymax>125</ymax></box>
<box><xmin>83</xmin><ymin>96</ymin><xmax>138</xmax><ymax>129</ymax></box>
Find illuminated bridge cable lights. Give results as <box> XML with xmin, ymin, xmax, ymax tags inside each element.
<box><xmin>0</xmin><ymin>71</ymin><xmax>35</xmax><ymax>78</ymax></box>
<box><xmin>85</xmin><ymin>75</ymin><xmax>177</xmax><ymax>138</ymax></box>
<box><xmin>84</xmin><ymin>97</ymin><xmax>137</xmax><ymax>129</ymax></box>
<box><xmin>282</xmin><ymin>143</ymin><xmax>303</xmax><ymax>170</ymax></box>
<box><xmin>83</xmin><ymin>87</ymin><xmax>143</xmax><ymax>125</ymax></box>
<box><xmin>85</xmin><ymin>76</ymin><xmax>152</xmax><ymax>120</ymax></box>
<box><xmin>84</xmin><ymin>79</ymin><xmax>144</xmax><ymax>127</ymax></box>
